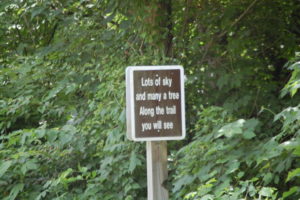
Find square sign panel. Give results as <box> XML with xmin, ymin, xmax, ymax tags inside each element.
<box><xmin>126</xmin><ymin>66</ymin><xmax>185</xmax><ymax>141</ymax></box>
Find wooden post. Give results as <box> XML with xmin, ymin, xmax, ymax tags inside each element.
<box><xmin>147</xmin><ymin>141</ymin><xmax>168</xmax><ymax>200</ymax></box>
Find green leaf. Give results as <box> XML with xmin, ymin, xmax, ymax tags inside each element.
<box><xmin>286</xmin><ymin>168</ymin><xmax>300</xmax><ymax>182</ymax></box>
<box><xmin>4</xmin><ymin>183</ymin><xmax>24</xmax><ymax>200</ymax></box>
<box><xmin>259</xmin><ymin>187</ymin><xmax>275</xmax><ymax>197</ymax></box>
<box><xmin>0</xmin><ymin>160</ymin><xmax>12</xmax><ymax>178</ymax></box>
<box><xmin>216</xmin><ymin>119</ymin><xmax>245</xmax><ymax>138</ymax></box>
<box><xmin>44</xmin><ymin>85</ymin><xmax>64</xmax><ymax>101</ymax></box>
<box><xmin>173</xmin><ymin>175</ymin><xmax>195</xmax><ymax>192</ymax></box>
<box><xmin>226</xmin><ymin>160</ymin><xmax>240</xmax><ymax>174</ymax></box>
<box><xmin>200</xmin><ymin>194</ymin><xmax>215</xmax><ymax>200</ymax></box>
<box><xmin>128</xmin><ymin>151</ymin><xmax>141</xmax><ymax>173</ymax></box>
<box><xmin>36</xmin><ymin>128</ymin><xmax>46</xmax><ymax>138</ymax></box>
<box><xmin>293</xmin><ymin>145</ymin><xmax>300</xmax><ymax>156</ymax></box>
<box><xmin>248</xmin><ymin>183</ymin><xmax>257</xmax><ymax>197</ymax></box>
<box><xmin>118</xmin><ymin>109</ymin><xmax>126</xmax><ymax>123</ymax></box>
<box><xmin>59</xmin><ymin>132</ymin><xmax>72</xmax><ymax>146</ymax></box>
<box><xmin>46</xmin><ymin>129</ymin><xmax>58</xmax><ymax>142</ymax></box>
<box><xmin>245</xmin><ymin>118</ymin><xmax>259</xmax><ymax>129</ymax></box>
<box><xmin>31</xmin><ymin>7</ymin><xmax>45</xmax><ymax>19</ymax></box>
<box><xmin>243</xmin><ymin>130</ymin><xmax>256</xmax><ymax>139</ymax></box>
<box><xmin>21</xmin><ymin>159</ymin><xmax>39</xmax><ymax>175</ymax></box>
<box><xmin>280</xmin><ymin>140</ymin><xmax>300</xmax><ymax>152</ymax></box>
<box><xmin>263</xmin><ymin>172</ymin><xmax>273</xmax><ymax>185</ymax></box>
<box><xmin>282</xmin><ymin>186</ymin><xmax>299</xmax><ymax>199</ymax></box>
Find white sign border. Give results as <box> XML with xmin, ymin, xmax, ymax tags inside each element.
<box><xmin>126</xmin><ymin>65</ymin><xmax>186</xmax><ymax>141</ymax></box>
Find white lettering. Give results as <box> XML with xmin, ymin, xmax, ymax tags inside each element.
<box><xmin>166</xmin><ymin>105</ymin><xmax>176</xmax><ymax>114</ymax></box>
<box><xmin>139</xmin><ymin>106</ymin><xmax>155</xmax><ymax>117</ymax></box>
<box><xmin>163</xmin><ymin>122</ymin><xmax>173</xmax><ymax>129</ymax></box>
<box><xmin>153</xmin><ymin>120</ymin><xmax>162</xmax><ymax>130</ymax></box>
<box><xmin>147</xmin><ymin>93</ymin><xmax>161</xmax><ymax>101</ymax></box>
<box><xmin>155</xmin><ymin>106</ymin><xmax>165</xmax><ymax>115</ymax></box>
<box><xmin>141</xmin><ymin>77</ymin><xmax>153</xmax><ymax>87</ymax></box>
<box><xmin>163</xmin><ymin>77</ymin><xmax>172</xmax><ymax>87</ymax></box>
<box><xmin>142</xmin><ymin>123</ymin><xmax>152</xmax><ymax>132</ymax></box>
<box><xmin>136</xmin><ymin>92</ymin><xmax>146</xmax><ymax>101</ymax></box>
<box><xmin>168</xmin><ymin>91</ymin><xmax>179</xmax><ymax>100</ymax></box>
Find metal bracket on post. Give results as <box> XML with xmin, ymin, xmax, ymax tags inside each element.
<box><xmin>147</xmin><ymin>141</ymin><xmax>168</xmax><ymax>200</ymax></box>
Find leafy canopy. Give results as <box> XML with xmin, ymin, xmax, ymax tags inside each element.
<box><xmin>0</xmin><ymin>0</ymin><xmax>300</xmax><ymax>199</ymax></box>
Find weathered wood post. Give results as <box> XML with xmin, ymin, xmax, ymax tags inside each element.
<box><xmin>147</xmin><ymin>141</ymin><xmax>168</xmax><ymax>200</ymax></box>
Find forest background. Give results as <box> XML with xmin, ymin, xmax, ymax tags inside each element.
<box><xmin>1</xmin><ymin>0</ymin><xmax>300</xmax><ymax>199</ymax></box>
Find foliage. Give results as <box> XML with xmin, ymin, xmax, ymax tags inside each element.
<box><xmin>0</xmin><ymin>0</ymin><xmax>300</xmax><ymax>199</ymax></box>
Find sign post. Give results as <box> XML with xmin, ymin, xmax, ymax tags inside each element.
<box><xmin>126</xmin><ymin>66</ymin><xmax>185</xmax><ymax>200</ymax></box>
<box><xmin>147</xmin><ymin>141</ymin><xmax>168</xmax><ymax>200</ymax></box>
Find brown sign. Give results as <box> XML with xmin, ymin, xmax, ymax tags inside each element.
<box><xmin>126</xmin><ymin>66</ymin><xmax>185</xmax><ymax>141</ymax></box>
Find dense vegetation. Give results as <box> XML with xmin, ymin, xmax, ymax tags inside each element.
<box><xmin>0</xmin><ymin>0</ymin><xmax>300</xmax><ymax>199</ymax></box>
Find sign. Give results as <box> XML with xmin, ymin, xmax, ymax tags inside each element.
<box><xmin>126</xmin><ymin>66</ymin><xmax>185</xmax><ymax>141</ymax></box>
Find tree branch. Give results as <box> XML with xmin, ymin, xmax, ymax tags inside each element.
<box><xmin>218</xmin><ymin>0</ymin><xmax>259</xmax><ymax>39</ymax></box>
<box><xmin>199</xmin><ymin>0</ymin><xmax>259</xmax><ymax>66</ymax></box>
